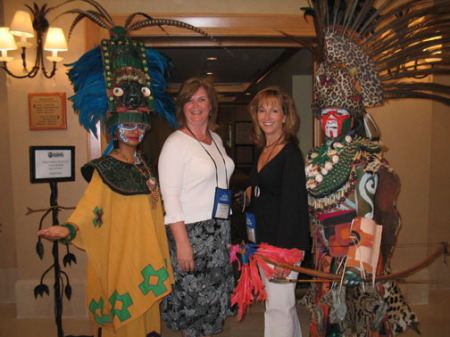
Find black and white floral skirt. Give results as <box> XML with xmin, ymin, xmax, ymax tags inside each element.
<box><xmin>162</xmin><ymin>219</ymin><xmax>236</xmax><ymax>337</ymax></box>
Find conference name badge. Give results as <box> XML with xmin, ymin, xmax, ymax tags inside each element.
<box><xmin>212</xmin><ymin>187</ymin><xmax>231</xmax><ymax>220</ymax></box>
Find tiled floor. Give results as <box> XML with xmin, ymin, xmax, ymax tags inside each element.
<box><xmin>1</xmin><ymin>289</ymin><xmax>449</xmax><ymax>337</ymax></box>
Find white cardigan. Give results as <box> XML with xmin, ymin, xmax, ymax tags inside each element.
<box><xmin>158</xmin><ymin>130</ymin><xmax>235</xmax><ymax>225</ymax></box>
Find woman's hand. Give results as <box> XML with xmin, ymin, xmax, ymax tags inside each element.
<box><xmin>234</xmin><ymin>186</ymin><xmax>252</xmax><ymax>212</ymax></box>
<box><xmin>176</xmin><ymin>240</ymin><xmax>194</xmax><ymax>272</ymax></box>
<box><xmin>37</xmin><ymin>226</ymin><xmax>70</xmax><ymax>241</ymax></box>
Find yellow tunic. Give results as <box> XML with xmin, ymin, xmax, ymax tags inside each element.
<box><xmin>68</xmin><ymin>169</ymin><xmax>173</xmax><ymax>337</ymax></box>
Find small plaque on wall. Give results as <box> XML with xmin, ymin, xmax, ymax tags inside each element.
<box><xmin>28</xmin><ymin>92</ymin><xmax>67</xmax><ymax>130</ymax></box>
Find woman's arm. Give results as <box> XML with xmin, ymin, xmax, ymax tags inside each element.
<box><xmin>276</xmin><ymin>146</ymin><xmax>310</xmax><ymax>250</ymax></box>
<box><xmin>37</xmin><ymin>223</ymin><xmax>79</xmax><ymax>241</ymax></box>
<box><xmin>159</xmin><ymin>135</ymin><xmax>194</xmax><ymax>271</ymax></box>
<box><xmin>36</xmin><ymin>171</ymin><xmax>104</xmax><ymax>244</ymax></box>
<box><xmin>158</xmin><ymin>135</ymin><xmax>186</xmax><ymax>224</ymax></box>
<box><xmin>168</xmin><ymin>221</ymin><xmax>194</xmax><ymax>272</ymax></box>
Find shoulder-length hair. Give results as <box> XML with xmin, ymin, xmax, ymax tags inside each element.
<box><xmin>248</xmin><ymin>86</ymin><xmax>299</xmax><ymax>148</ymax></box>
<box><xmin>175</xmin><ymin>77</ymin><xmax>218</xmax><ymax>130</ymax></box>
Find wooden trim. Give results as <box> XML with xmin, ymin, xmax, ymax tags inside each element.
<box><xmin>113</xmin><ymin>13</ymin><xmax>315</xmax><ymax>36</ymax></box>
<box><xmin>85</xmin><ymin>13</ymin><xmax>316</xmax><ymax>48</ymax></box>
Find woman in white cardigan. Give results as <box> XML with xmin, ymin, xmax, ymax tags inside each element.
<box><xmin>158</xmin><ymin>77</ymin><xmax>235</xmax><ymax>337</ymax></box>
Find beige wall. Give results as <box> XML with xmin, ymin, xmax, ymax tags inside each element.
<box><xmin>370</xmin><ymin>99</ymin><xmax>433</xmax><ymax>303</ymax></box>
<box><xmin>429</xmin><ymin>75</ymin><xmax>450</xmax><ymax>289</ymax></box>
<box><xmin>0</xmin><ymin>0</ymin><xmax>17</xmax><ymax>303</ymax></box>
<box><xmin>1</xmin><ymin>0</ymin><xmax>90</xmax><ymax>310</ymax></box>
<box><xmin>1</xmin><ymin>0</ymin><xmax>448</xmax><ymax>318</ymax></box>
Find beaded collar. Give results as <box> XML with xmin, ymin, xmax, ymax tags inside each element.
<box><xmin>81</xmin><ymin>154</ymin><xmax>160</xmax><ymax>209</ymax></box>
<box><xmin>110</xmin><ymin>150</ymin><xmax>160</xmax><ymax>208</ymax></box>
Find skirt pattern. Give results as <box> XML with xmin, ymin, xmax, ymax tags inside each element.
<box><xmin>162</xmin><ymin>219</ymin><xmax>236</xmax><ymax>337</ymax></box>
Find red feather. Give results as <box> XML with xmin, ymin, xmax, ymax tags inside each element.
<box><xmin>229</xmin><ymin>243</ymin><xmax>304</xmax><ymax>321</ymax></box>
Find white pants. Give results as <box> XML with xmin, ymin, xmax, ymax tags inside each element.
<box><xmin>260</xmin><ymin>267</ymin><xmax>302</xmax><ymax>337</ymax></box>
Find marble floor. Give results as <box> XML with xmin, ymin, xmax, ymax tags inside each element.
<box><xmin>1</xmin><ymin>289</ymin><xmax>449</xmax><ymax>337</ymax></box>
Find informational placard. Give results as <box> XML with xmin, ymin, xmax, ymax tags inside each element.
<box><xmin>28</xmin><ymin>92</ymin><xmax>67</xmax><ymax>130</ymax></box>
<box><xmin>29</xmin><ymin>146</ymin><xmax>75</xmax><ymax>183</ymax></box>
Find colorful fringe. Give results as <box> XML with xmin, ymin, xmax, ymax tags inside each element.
<box><xmin>229</xmin><ymin>243</ymin><xmax>304</xmax><ymax>320</ymax></box>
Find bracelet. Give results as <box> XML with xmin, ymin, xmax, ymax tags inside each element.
<box><xmin>59</xmin><ymin>223</ymin><xmax>77</xmax><ymax>243</ymax></box>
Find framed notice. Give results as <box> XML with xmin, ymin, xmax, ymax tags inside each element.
<box><xmin>28</xmin><ymin>92</ymin><xmax>67</xmax><ymax>130</ymax></box>
<box><xmin>29</xmin><ymin>146</ymin><xmax>75</xmax><ymax>183</ymax></box>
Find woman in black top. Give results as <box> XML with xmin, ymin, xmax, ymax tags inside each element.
<box><xmin>247</xmin><ymin>87</ymin><xmax>309</xmax><ymax>337</ymax></box>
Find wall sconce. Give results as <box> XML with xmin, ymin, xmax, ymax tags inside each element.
<box><xmin>0</xmin><ymin>4</ymin><xmax>68</xmax><ymax>79</ymax></box>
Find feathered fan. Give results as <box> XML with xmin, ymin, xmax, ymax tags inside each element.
<box><xmin>301</xmin><ymin>0</ymin><xmax>450</xmax><ymax>106</ymax></box>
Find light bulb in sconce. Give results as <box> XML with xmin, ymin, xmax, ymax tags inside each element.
<box><xmin>9</xmin><ymin>10</ymin><xmax>34</xmax><ymax>48</ymax></box>
<box><xmin>44</xmin><ymin>27</ymin><xmax>68</xmax><ymax>62</ymax></box>
<box><xmin>0</xmin><ymin>27</ymin><xmax>18</xmax><ymax>62</ymax></box>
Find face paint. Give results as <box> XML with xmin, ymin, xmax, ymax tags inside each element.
<box><xmin>117</xmin><ymin>123</ymin><xmax>148</xmax><ymax>143</ymax></box>
<box><xmin>320</xmin><ymin>108</ymin><xmax>351</xmax><ymax>139</ymax></box>
<box><xmin>118</xmin><ymin>124</ymin><xmax>129</xmax><ymax>143</ymax></box>
<box><xmin>120</xmin><ymin>123</ymin><xmax>148</xmax><ymax>133</ymax></box>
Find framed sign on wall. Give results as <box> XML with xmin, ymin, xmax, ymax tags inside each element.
<box><xmin>28</xmin><ymin>92</ymin><xmax>67</xmax><ymax>130</ymax></box>
<box><xmin>29</xmin><ymin>146</ymin><xmax>75</xmax><ymax>183</ymax></box>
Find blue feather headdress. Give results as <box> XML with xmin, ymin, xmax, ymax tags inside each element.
<box><xmin>61</xmin><ymin>0</ymin><xmax>222</xmax><ymax>140</ymax></box>
<box><xmin>66</xmin><ymin>42</ymin><xmax>176</xmax><ymax>138</ymax></box>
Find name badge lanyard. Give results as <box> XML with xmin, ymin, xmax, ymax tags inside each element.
<box><xmin>186</xmin><ymin>127</ymin><xmax>231</xmax><ymax>219</ymax></box>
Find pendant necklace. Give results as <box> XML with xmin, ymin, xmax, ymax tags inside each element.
<box><xmin>255</xmin><ymin>134</ymin><xmax>283</xmax><ymax>198</ymax></box>
<box><xmin>261</xmin><ymin>134</ymin><xmax>283</xmax><ymax>167</ymax></box>
<box><xmin>263</xmin><ymin>133</ymin><xmax>283</xmax><ymax>152</ymax></box>
<box><xmin>111</xmin><ymin>149</ymin><xmax>160</xmax><ymax>207</ymax></box>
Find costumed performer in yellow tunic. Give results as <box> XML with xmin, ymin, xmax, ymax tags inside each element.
<box><xmin>35</xmin><ymin>2</ymin><xmax>184</xmax><ymax>334</ymax></box>
<box><xmin>39</xmin><ymin>120</ymin><xmax>174</xmax><ymax>337</ymax></box>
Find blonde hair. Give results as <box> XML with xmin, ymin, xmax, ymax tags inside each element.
<box><xmin>248</xmin><ymin>86</ymin><xmax>299</xmax><ymax>148</ymax></box>
<box><xmin>175</xmin><ymin>77</ymin><xmax>218</xmax><ymax>130</ymax></box>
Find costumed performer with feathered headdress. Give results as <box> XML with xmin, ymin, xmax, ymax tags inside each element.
<box><xmin>36</xmin><ymin>1</ymin><xmax>224</xmax><ymax>336</ymax></box>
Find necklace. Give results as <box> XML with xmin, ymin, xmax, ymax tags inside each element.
<box><xmin>111</xmin><ymin>149</ymin><xmax>160</xmax><ymax>208</ymax></box>
<box><xmin>112</xmin><ymin>149</ymin><xmax>139</xmax><ymax>164</ymax></box>
<box><xmin>258</xmin><ymin>135</ymin><xmax>283</xmax><ymax>172</ymax></box>
<box><xmin>254</xmin><ymin>135</ymin><xmax>284</xmax><ymax>198</ymax></box>
<box><xmin>263</xmin><ymin>134</ymin><xmax>283</xmax><ymax>151</ymax></box>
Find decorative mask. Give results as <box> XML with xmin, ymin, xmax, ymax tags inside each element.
<box><xmin>320</xmin><ymin>108</ymin><xmax>351</xmax><ymax>139</ymax></box>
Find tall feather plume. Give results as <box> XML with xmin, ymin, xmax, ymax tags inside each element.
<box><xmin>127</xmin><ymin>18</ymin><xmax>229</xmax><ymax>54</ymax></box>
<box><xmin>124</xmin><ymin>13</ymin><xmax>154</xmax><ymax>30</ymax></box>
<box><xmin>303</xmin><ymin>0</ymin><xmax>450</xmax><ymax>106</ymax></box>
<box><xmin>54</xmin><ymin>0</ymin><xmax>114</xmax><ymax>26</ymax></box>
<box><xmin>62</xmin><ymin>9</ymin><xmax>111</xmax><ymax>40</ymax></box>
